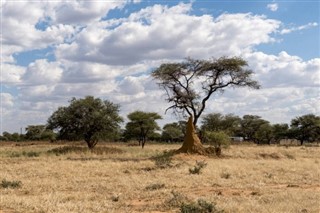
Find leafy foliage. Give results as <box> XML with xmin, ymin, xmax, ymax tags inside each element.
<box><xmin>0</xmin><ymin>132</ymin><xmax>24</xmax><ymax>142</ymax></box>
<box><xmin>201</xmin><ymin>113</ymin><xmax>241</xmax><ymax>137</ymax></box>
<box><xmin>254</xmin><ymin>123</ymin><xmax>274</xmax><ymax>144</ymax></box>
<box><xmin>239</xmin><ymin>115</ymin><xmax>269</xmax><ymax>143</ymax></box>
<box><xmin>47</xmin><ymin>96</ymin><xmax>123</xmax><ymax>149</ymax></box>
<box><xmin>124</xmin><ymin>111</ymin><xmax>162</xmax><ymax>148</ymax></box>
<box><xmin>25</xmin><ymin>125</ymin><xmax>56</xmax><ymax>141</ymax></box>
<box><xmin>289</xmin><ymin>114</ymin><xmax>320</xmax><ymax>145</ymax></box>
<box><xmin>205</xmin><ymin>131</ymin><xmax>230</xmax><ymax>156</ymax></box>
<box><xmin>162</xmin><ymin>122</ymin><xmax>184</xmax><ymax>142</ymax></box>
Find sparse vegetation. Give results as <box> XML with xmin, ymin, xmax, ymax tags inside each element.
<box><xmin>145</xmin><ymin>183</ymin><xmax>165</xmax><ymax>191</ymax></box>
<box><xmin>220</xmin><ymin>172</ymin><xmax>231</xmax><ymax>179</ymax></box>
<box><xmin>164</xmin><ymin>191</ymin><xmax>190</xmax><ymax>208</ymax></box>
<box><xmin>1</xmin><ymin>179</ymin><xmax>22</xmax><ymax>189</ymax></box>
<box><xmin>189</xmin><ymin>160</ymin><xmax>207</xmax><ymax>174</ymax></box>
<box><xmin>9</xmin><ymin>151</ymin><xmax>40</xmax><ymax>158</ymax></box>
<box><xmin>205</xmin><ymin>131</ymin><xmax>230</xmax><ymax>156</ymax></box>
<box><xmin>0</xmin><ymin>142</ymin><xmax>319</xmax><ymax>213</ymax></box>
<box><xmin>180</xmin><ymin>199</ymin><xmax>223</xmax><ymax>213</ymax></box>
<box><xmin>152</xmin><ymin>150</ymin><xmax>174</xmax><ymax>169</ymax></box>
<box><xmin>47</xmin><ymin>146</ymin><xmax>123</xmax><ymax>156</ymax></box>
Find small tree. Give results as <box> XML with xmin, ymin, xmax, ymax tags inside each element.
<box><xmin>289</xmin><ymin>114</ymin><xmax>320</xmax><ymax>145</ymax></box>
<box><xmin>205</xmin><ymin>131</ymin><xmax>230</xmax><ymax>156</ymax></box>
<box><xmin>162</xmin><ymin>122</ymin><xmax>184</xmax><ymax>142</ymax></box>
<box><xmin>239</xmin><ymin>115</ymin><xmax>269</xmax><ymax>143</ymax></box>
<box><xmin>272</xmin><ymin>123</ymin><xmax>289</xmax><ymax>143</ymax></box>
<box><xmin>124</xmin><ymin>111</ymin><xmax>162</xmax><ymax>148</ymax></box>
<box><xmin>47</xmin><ymin>96</ymin><xmax>123</xmax><ymax>149</ymax></box>
<box><xmin>25</xmin><ymin>125</ymin><xmax>56</xmax><ymax>141</ymax></box>
<box><xmin>2</xmin><ymin>132</ymin><xmax>11</xmax><ymax>141</ymax></box>
<box><xmin>254</xmin><ymin>123</ymin><xmax>274</xmax><ymax>144</ymax></box>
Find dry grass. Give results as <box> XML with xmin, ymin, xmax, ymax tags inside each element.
<box><xmin>0</xmin><ymin>142</ymin><xmax>319</xmax><ymax>213</ymax></box>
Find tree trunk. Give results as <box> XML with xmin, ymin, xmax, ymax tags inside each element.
<box><xmin>84</xmin><ymin>134</ymin><xmax>97</xmax><ymax>149</ymax></box>
<box><xmin>86</xmin><ymin>139</ymin><xmax>97</xmax><ymax>149</ymax></box>
<box><xmin>300</xmin><ymin>140</ymin><xmax>304</xmax><ymax>146</ymax></box>
<box><xmin>176</xmin><ymin>116</ymin><xmax>206</xmax><ymax>155</ymax></box>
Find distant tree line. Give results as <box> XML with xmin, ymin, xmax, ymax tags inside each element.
<box><xmin>1</xmin><ymin>57</ymin><xmax>319</xmax><ymax>149</ymax></box>
<box><xmin>1</xmin><ymin>96</ymin><xmax>319</xmax><ymax>147</ymax></box>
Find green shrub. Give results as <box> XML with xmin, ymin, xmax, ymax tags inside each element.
<box><xmin>189</xmin><ymin>161</ymin><xmax>207</xmax><ymax>175</ymax></box>
<box><xmin>1</xmin><ymin>179</ymin><xmax>22</xmax><ymax>189</ymax></box>
<box><xmin>205</xmin><ymin>131</ymin><xmax>230</xmax><ymax>156</ymax></box>
<box><xmin>180</xmin><ymin>199</ymin><xmax>223</xmax><ymax>213</ymax></box>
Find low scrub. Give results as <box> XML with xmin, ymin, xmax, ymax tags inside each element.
<box><xmin>220</xmin><ymin>172</ymin><xmax>231</xmax><ymax>179</ymax></box>
<box><xmin>1</xmin><ymin>179</ymin><xmax>22</xmax><ymax>189</ymax></box>
<box><xmin>9</xmin><ymin>151</ymin><xmax>40</xmax><ymax>158</ymax></box>
<box><xmin>258</xmin><ymin>152</ymin><xmax>281</xmax><ymax>159</ymax></box>
<box><xmin>180</xmin><ymin>199</ymin><xmax>224</xmax><ymax>213</ymax></box>
<box><xmin>189</xmin><ymin>161</ymin><xmax>207</xmax><ymax>175</ymax></box>
<box><xmin>164</xmin><ymin>191</ymin><xmax>190</xmax><ymax>209</ymax></box>
<box><xmin>151</xmin><ymin>150</ymin><xmax>174</xmax><ymax>169</ymax></box>
<box><xmin>47</xmin><ymin>146</ymin><xmax>124</xmax><ymax>156</ymax></box>
<box><xmin>145</xmin><ymin>183</ymin><xmax>165</xmax><ymax>191</ymax></box>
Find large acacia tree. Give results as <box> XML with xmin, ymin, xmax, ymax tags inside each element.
<box><xmin>152</xmin><ymin>57</ymin><xmax>260</xmax><ymax>127</ymax></box>
<box><xmin>47</xmin><ymin>96</ymin><xmax>123</xmax><ymax>149</ymax></box>
<box><xmin>153</xmin><ymin>57</ymin><xmax>260</xmax><ymax>154</ymax></box>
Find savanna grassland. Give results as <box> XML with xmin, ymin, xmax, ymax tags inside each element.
<box><xmin>0</xmin><ymin>142</ymin><xmax>319</xmax><ymax>213</ymax></box>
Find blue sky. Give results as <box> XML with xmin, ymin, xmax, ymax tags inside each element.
<box><xmin>1</xmin><ymin>0</ymin><xmax>319</xmax><ymax>133</ymax></box>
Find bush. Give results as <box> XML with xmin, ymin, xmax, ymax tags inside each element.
<box><xmin>164</xmin><ymin>191</ymin><xmax>190</xmax><ymax>208</ymax></box>
<box><xmin>1</xmin><ymin>179</ymin><xmax>22</xmax><ymax>189</ymax></box>
<box><xmin>220</xmin><ymin>172</ymin><xmax>231</xmax><ymax>179</ymax></box>
<box><xmin>180</xmin><ymin>199</ymin><xmax>223</xmax><ymax>213</ymax></box>
<box><xmin>205</xmin><ymin>131</ymin><xmax>230</xmax><ymax>156</ymax></box>
<box><xmin>189</xmin><ymin>161</ymin><xmax>207</xmax><ymax>175</ymax></box>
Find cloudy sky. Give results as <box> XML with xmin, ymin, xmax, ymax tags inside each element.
<box><xmin>1</xmin><ymin>0</ymin><xmax>319</xmax><ymax>133</ymax></box>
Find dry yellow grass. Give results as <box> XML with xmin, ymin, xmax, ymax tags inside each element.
<box><xmin>0</xmin><ymin>142</ymin><xmax>319</xmax><ymax>213</ymax></box>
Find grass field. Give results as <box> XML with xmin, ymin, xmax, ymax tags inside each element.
<box><xmin>0</xmin><ymin>141</ymin><xmax>319</xmax><ymax>213</ymax></box>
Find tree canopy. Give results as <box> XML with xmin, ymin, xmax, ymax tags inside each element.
<box><xmin>289</xmin><ymin>114</ymin><xmax>320</xmax><ymax>145</ymax></box>
<box><xmin>201</xmin><ymin>113</ymin><xmax>241</xmax><ymax>136</ymax></box>
<box><xmin>152</xmin><ymin>57</ymin><xmax>260</xmax><ymax>127</ymax></box>
<box><xmin>47</xmin><ymin>96</ymin><xmax>123</xmax><ymax>149</ymax></box>
<box><xmin>239</xmin><ymin>115</ymin><xmax>269</xmax><ymax>143</ymax></box>
<box><xmin>124</xmin><ymin>111</ymin><xmax>162</xmax><ymax>148</ymax></box>
<box><xmin>25</xmin><ymin>125</ymin><xmax>56</xmax><ymax>141</ymax></box>
<box><xmin>161</xmin><ymin>122</ymin><xmax>184</xmax><ymax>142</ymax></box>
